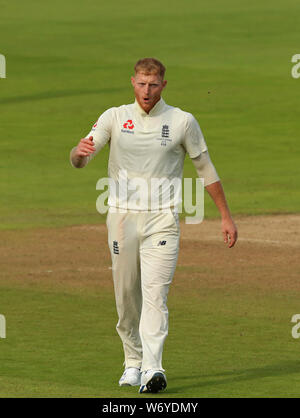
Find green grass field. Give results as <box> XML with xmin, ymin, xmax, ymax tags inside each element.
<box><xmin>1</xmin><ymin>285</ymin><xmax>300</xmax><ymax>398</ymax></box>
<box><xmin>1</xmin><ymin>0</ymin><xmax>300</xmax><ymax>398</ymax></box>
<box><xmin>1</xmin><ymin>0</ymin><xmax>299</xmax><ymax>229</ymax></box>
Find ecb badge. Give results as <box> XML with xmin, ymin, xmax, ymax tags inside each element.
<box><xmin>157</xmin><ymin>125</ymin><xmax>172</xmax><ymax>146</ymax></box>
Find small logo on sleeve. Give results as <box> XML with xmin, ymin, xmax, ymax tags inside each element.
<box><xmin>91</xmin><ymin>121</ymin><xmax>98</xmax><ymax>131</ymax></box>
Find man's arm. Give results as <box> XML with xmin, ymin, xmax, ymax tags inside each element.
<box><xmin>205</xmin><ymin>181</ymin><xmax>238</xmax><ymax>248</ymax></box>
<box><xmin>70</xmin><ymin>136</ymin><xmax>96</xmax><ymax>168</ymax></box>
<box><xmin>70</xmin><ymin>108</ymin><xmax>114</xmax><ymax>169</ymax></box>
<box><xmin>191</xmin><ymin>152</ymin><xmax>238</xmax><ymax>248</ymax></box>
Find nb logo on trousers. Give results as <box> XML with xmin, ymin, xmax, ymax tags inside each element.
<box><xmin>158</xmin><ymin>240</ymin><xmax>167</xmax><ymax>246</ymax></box>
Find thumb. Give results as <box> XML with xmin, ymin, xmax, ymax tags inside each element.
<box><xmin>223</xmin><ymin>230</ymin><xmax>228</xmax><ymax>244</ymax></box>
<box><xmin>88</xmin><ymin>136</ymin><xmax>94</xmax><ymax>142</ymax></box>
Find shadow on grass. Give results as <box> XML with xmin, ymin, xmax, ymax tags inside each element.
<box><xmin>168</xmin><ymin>361</ymin><xmax>300</xmax><ymax>395</ymax></box>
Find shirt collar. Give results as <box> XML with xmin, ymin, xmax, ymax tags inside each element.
<box><xmin>134</xmin><ymin>97</ymin><xmax>166</xmax><ymax>116</ymax></box>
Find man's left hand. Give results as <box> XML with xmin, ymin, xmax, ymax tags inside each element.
<box><xmin>222</xmin><ymin>217</ymin><xmax>238</xmax><ymax>248</ymax></box>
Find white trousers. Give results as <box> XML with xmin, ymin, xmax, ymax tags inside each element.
<box><xmin>106</xmin><ymin>208</ymin><xmax>180</xmax><ymax>372</ymax></box>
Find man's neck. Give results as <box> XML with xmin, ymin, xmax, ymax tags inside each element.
<box><xmin>135</xmin><ymin>97</ymin><xmax>162</xmax><ymax>114</ymax></box>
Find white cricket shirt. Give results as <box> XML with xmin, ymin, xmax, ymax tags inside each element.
<box><xmin>85</xmin><ymin>98</ymin><xmax>208</xmax><ymax>210</ymax></box>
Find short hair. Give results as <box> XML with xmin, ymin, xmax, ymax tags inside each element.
<box><xmin>134</xmin><ymin>58</ymin><xmax>166</xmax><ymax>79</ymax></box>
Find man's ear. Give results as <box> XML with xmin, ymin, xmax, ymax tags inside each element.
<box><xmin>162</xmin><ymin>80</ymin><xmax>167</xmax><ymax>89</ymax></box>
<box><xmin>131</xmin><ymin>76</ymin><xmax>135</xmax><ymax>87</ymax></box>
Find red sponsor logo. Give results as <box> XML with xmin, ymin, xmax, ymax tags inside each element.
<box><xmin>93</xmin><ymin>122</ymin><xmax>97</xmax><ymax>128</ymax></box>
<box><xmin>123</xmin><ymin>119</ymin><xmax>134</xmax><ymax>129</ymax></box>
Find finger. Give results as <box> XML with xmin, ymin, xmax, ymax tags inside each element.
<box><xmin>77</xmin><ymin>146</ymin><xmax>95</xmax><ymax>156</ymax></box>
<box><xmin>228</xmin><ymin>231</ymin><xmax>238</xmax><ymax>248</ymax></box>
<box><xmin>79</xmin><ymin>144</ymin><xmax>96</xmax><ymax>152</ymax></box>
<box><xmin>228</xmin><ymin>238</ymin><xmax>234</xmax><ymax>248</ymax></box>
<box><xmin>80</xmin><ymin>137</ymin><xmax>94</xmax><ymax>146</ymax></box>
<box><xmin>81</xmin><ymin>144</ymin><xmax>96</xmax><ymax>151</ymax></box>
<box><xmin>78</xmin><ymin>149</ymin><xmax>95</xmax><ymax>157</ymax></box>
<box><xmin>223</xmin><ymin>230</ymin><xmax>228</xmax><ymax>244</ymax></box>
<box><xmin>77</xmin><ymin>151</ymin><xmax>90</xmax><ymax>157</ymax></box>
<box><xmin>81</xmin><ymin>138</ymin><xmax>94</xmax><ymax>145</ymax></box>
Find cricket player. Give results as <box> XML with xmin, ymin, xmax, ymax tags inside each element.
<box><xmin>70</xmin><ymin>58</ymin><xmax>238</xmax><ymax>394</ymax></box>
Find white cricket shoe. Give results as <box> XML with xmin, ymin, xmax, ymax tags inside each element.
<box><xmin>139</xmin><ymin>370</ymin><xmax>167</xmax><ymax>394</ymax></box>
<box><xmin>119</xmin><ymin>367</ymin><xmax>141</xmax><ymax>386</ymax></box>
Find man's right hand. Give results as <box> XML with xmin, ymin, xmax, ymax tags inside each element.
<box><xmin>75</xmin><ymin>136</ymin><xmax>96</xmax><ymax>157</ymax></box>
<box><xmin>70</xmin><ymin>136</ymin><xmax>96</xmax><ymax>168</ymax></box>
